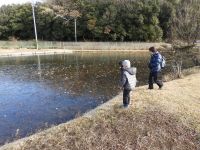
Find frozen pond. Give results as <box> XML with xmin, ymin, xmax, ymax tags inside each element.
<box><xmin>0</xmin><ymin>51</ymin><xmax>193</xmax><ymax>145</ymax></box>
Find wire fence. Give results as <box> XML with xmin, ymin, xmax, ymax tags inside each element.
<box><xmin>0</xmin><ymin>41</ymin><xmax>170</xmax><ymax>50</ymax></box>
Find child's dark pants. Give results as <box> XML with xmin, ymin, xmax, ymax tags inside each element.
<box><xmin>123</xmin><ymin>89</ymin><xmax>131</xmax><ymax>106</ymax></box>
<box><xmin>148</xmin><ymin>71</ymin><xmax>163</xmax><ymax>89</ymax></box>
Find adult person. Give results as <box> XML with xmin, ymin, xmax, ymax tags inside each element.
<box><xmin>148</xmin><ymin>47</ymin><xmax>163</xmax><ymax>89</ymax></box>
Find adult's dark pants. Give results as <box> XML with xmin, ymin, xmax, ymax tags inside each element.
<box><xmin>148</xmin><ymin>71</ymin><xmax>163</xmax><ymax>89</ymax></box>
<box><xmin>123</xmin><ymin>89</ymin><xmax>131</xmax><ymax>106</ymax></box>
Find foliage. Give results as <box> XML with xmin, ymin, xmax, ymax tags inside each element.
<box><xmin>168</xmin><ymin>0</ymin><xmax>200</xmax><ymax>78</ymax></box>
<box><xmin>170</xmin><ymin>0</ymin><xmax>200</xmax><ymax>45</ymax></box>
<box><xmin>0</xmin><ymin>0</ymin><xmax>199</xmax><ymax>42</ymax></box>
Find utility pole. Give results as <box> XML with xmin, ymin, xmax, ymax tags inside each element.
<box><xmin>74</xmin><ymin>18</ymin><xmax>77</xmax><ymax>42</ymax></box>
<box><xmin>56</xmin><ymin>15</ymin><xmax>77</xmax><ymax>42</ymax></box>
<box><xmin>31</xmin><ymin>0</ymin><xmax>38</xmax><ymax>49</ymax></box>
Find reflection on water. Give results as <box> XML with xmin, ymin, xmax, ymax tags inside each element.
<box><xmin>37</xmin><ymin>55</ymin><xmax>42</xmax><ymax>81</ymax></box>
<box><xmin>0</xmin><ymin>51</ymin><xmax>194</xmax><ymax>145</ymax></box>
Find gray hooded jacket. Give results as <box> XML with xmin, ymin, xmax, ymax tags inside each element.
<box><xmin>120</xmin><ymin>67</ymin><xmax>137</xmax><ymax>90</ymax></box>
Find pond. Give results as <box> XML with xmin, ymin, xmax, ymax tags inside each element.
<box><xmin>0</xmin><ymin>51</ymin><xmax>194</xmax><ymax>145</ymax></box>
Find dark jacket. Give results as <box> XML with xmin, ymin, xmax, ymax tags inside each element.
<box><xmin>148</xmin><ymin>52</ymin><xmax>162</xmax><ymax>72</ymax></box>
<box><xmin>120</xmin><ymin>67</ymin><xmax>137</xmax><ymax>90</ymax></box>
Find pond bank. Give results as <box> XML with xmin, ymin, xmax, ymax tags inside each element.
<box><xmin>0</xmin><ymin>68</ymin><xmax>200</xmax><ymax>150</ymax></box>
<box><xmin>0</xmin><ymin>41</ymin><xmax>170</xmax><ymax>50</ymax></box>
<box><xmin>0</xmin><ymin>49</ymin><xmax>73</xmax><ymax>57</ymax></box>
<box><xmin>0</xmin><ymin>49</ymin><xmax>150</xmax><ymax>57</ymax></box>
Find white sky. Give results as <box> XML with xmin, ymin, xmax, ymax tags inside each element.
<box><xmin>0</xmin><ymin>0</ymin><xmax>44</xmax><ymax>6</ymax></box>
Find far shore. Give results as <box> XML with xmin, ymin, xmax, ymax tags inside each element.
<box><xmin>0</xmin><ymin>41</ymin><xmax>171</xmax><ymax>57</ymax></box>
<box><xmin>0</xmin><ymin>49</ymin><xmax>150</xmax><ymax>57</ymax></box>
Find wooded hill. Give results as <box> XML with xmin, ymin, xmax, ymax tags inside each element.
<box><xmin>0</xmin><ymin>0</ymin><xmax>199</xmax><ymax>43</ymax></box>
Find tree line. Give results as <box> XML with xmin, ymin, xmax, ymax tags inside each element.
<box><xmin>0</xmin><ymin>0</ymin><xmax>199</xmax><ymax>43</ymax></box>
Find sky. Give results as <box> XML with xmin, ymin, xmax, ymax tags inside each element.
<box><xmin>0</xmin><ymin>0</ymin><xmax>44</xmax><ymax>6</ymax></box>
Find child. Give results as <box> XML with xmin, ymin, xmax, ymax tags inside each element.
<box><xmin>119</xmin><ymin>60</ymin><xmax>137</xmax><ymax>108</ymax></box>
<box><xmin>148</xmin><ymin>46</ymin><xmax>163</xmax><ymax>90</ymax></box>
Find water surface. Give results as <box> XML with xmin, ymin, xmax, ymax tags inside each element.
<box><xmin>0</xmin><ymin>51</ymin><xmax>194</xmax><ymax>145</ymax></box>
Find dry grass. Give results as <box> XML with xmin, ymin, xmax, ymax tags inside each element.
<box><xmin>1</xmin><ymin>109</ymin><xmax>199</xmax><ymax>150</ymax></box>
<box><xmin>163</xmin><ymin>66</ymin><xmax>200</xmax><ymax>82</ymax></box>
<box><xmin>0</xmin><ymin>41</ymin><xmax>169</xmax><ymax>50</ymax></box>
<box><xmin>182</xmin><ymin>66</ymin><xmax>200</xmax><ymax>76</ymax></box>
<box><xmin>1</xmin><ymin>71</ymin><xmax>200</xmax><ymax>150</ymax></box>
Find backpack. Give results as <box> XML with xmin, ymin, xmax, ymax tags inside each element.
<box><xmin>124</xmin><ymin>71</ymin><xmax>137</xmax><ymax>90</ymax></box>
<box><xmin>161</xmin><ymin>55</ymin><xmax>166</xmax><ymax>68</ymax></box>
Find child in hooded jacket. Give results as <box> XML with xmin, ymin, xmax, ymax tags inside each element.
<box><xmin>148</xmin><ymin>46</ymin><xmax>163</xmax><ymax>89</ymax></box>
<box><xmin>120</xmin><ymin>60</ymin><xmax>137</xmax><ymax>108</ymax></box>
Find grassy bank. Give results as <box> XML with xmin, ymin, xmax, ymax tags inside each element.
<box><xmin>0</xmin><ymin>41</ymin><xmax>170</xmax><ymax>50</ymax></box>
<box><xmin>0</xmin><ymin>41</ymin><xmax>171</xmax><ymax>57</ymax></box>
<box><xmin>0</xmin><ymin>48</ymin><xmax>148</xmax><ymax>57</ymax></box>
<box><xmin>0</xmin><ymin>68</ymin><xmax>200</xmax><ymax>150</ymax></box>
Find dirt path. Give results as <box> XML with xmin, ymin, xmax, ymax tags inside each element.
<box><xmin>0</xmin><ymin>72</ymin><xmax>200</xmax><ymax>150</ymax></box>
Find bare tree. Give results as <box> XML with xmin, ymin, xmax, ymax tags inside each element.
<box><xmin>170</xmin><ymin>0</ymin><xmax>200</xmax><ymax>78</ymax></box>
<box><xmin>47</xmin><ymin>0</ymin><xmax>81</xmax><ymax>18</ymax></box>
<box><xmin>171</xmin><ymin>0</ymin><xmax>200</xmax><ymax>46</ymax></box>
<box><xmin>46</xmin><ymin>0</ymin><xmax>81</xmax><ymax>41</ymax></box>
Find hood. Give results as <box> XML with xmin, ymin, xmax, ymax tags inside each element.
<box><xmin>124</xmin><ymin>67</ymin><xmax>136</xmax><ymax>75</ymax></box>
<box><xmin>152</xmin><ymin>51</ymin><xmax>160</xmax><ymax>56</ymax></box>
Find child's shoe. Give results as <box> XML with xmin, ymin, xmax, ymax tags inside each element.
<box><xmin>123</xmin><ymin>105</ymin><xmax>129</xmax><ymax>108</ymax></box>
<box><xmin>159</xmin><ymin>85</ymin><xmax>163</xmax><ymax>90</ymax></box>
